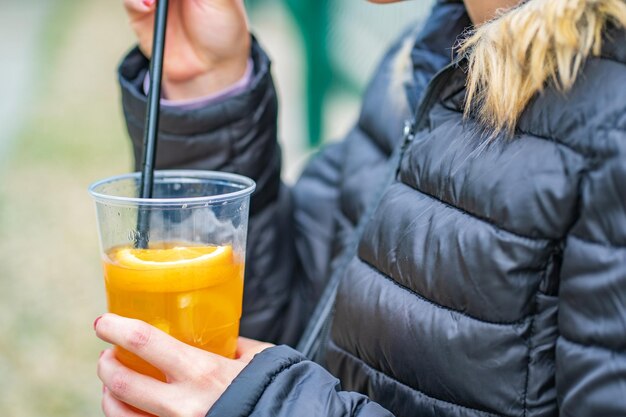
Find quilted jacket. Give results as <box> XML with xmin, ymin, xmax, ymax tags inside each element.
<box><xmin>118</xmin><ymin>1</ymin><xmax>626</xmax><ymax>415</ymax></box>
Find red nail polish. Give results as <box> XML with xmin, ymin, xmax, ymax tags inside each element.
<box><xmin>93</xmin><ymin>316</ymin><xmax>102</xmax><ymax>330</ymax></box>
<box><xmin>143</xmin><ymin>0</ymin><xmax>155</xmax><ymax>7</ymax></box>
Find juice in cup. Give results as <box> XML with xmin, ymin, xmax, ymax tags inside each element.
<box><xmin>103</xmin><ymin>242</ymin><xmax>244</xmax><ymax>381</ymax></box>
<box><xmin>89</xmin><ymin>171</ymin><xmax>255</xmax><ymax>382</ymax></box>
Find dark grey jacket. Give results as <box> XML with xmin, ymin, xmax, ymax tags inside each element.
<box><xmin>118</xmin><ymin>1</ymin><xmax>626</xmax><ymax>416</ymax></box>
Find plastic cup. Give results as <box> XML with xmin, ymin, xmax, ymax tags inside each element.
<box><xmin>89</xmin><ymin>170</ymin><xmax>255</xmax><ymax>380</ymax></box>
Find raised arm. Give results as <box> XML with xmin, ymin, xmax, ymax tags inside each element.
<box><xmin>118</xmin><ymin>33</ymin><xmax>300</xmax><ymax>345</ymax></box>
<box><xmin>117</xmin><ymin>0</ymin><xmax>352</xmax><ymax>346</ymax></box>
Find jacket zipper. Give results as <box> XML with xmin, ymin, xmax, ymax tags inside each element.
<box><xmin>400</xmin><ymin>60</ymin><xmax>461</xmax><ymax>164</ymax></box>
<box><xmin>298</xmin><ymin>60</ymin><xmax>463</xmax><ymax>358</ymax></box>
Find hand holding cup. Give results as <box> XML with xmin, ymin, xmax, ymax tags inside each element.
<box><xmin>96</xmin><ymin>314</ymin><xmax>273</xmax><ymax>417</ymax></box>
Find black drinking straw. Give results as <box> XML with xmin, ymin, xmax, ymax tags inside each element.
<box><xmin>136</xmin><ymin>0</ymin><xmax>170</xmax><ymax>249</ymax></box>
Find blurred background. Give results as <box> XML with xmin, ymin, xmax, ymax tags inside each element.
<box><xmin>0</xmin><ymin>0</ymin><xmax>432</xmax><ymax>415</ymax></box>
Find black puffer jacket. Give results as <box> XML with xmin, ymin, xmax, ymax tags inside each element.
<box><xmin>118</xmin><ymin>1</ymin><xmax>626</xmax><ymax>416</ymax></box>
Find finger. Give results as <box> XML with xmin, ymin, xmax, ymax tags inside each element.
<box><xmin>98</xmin><ymin>349</ymin><xmax>173</xmax><ymax>416</ymax></box>
<box><xmin>95</xmin><ymin>313</ymin><xmax>194</xmax><ymax>380</ymax></box>
<box><xmin>236</xmin><ymin>337</ymin><xmax>274</xmax><ymax>362</ymax></box>
<box><xmin>123</xmin><ymin>0</ymin><xmax>155</xmax><ymax>19</ymax></box>
<box><xmin>102</xmin><ymin>387</ymin><xmax>153</xmax><ymax>417</ymax></box>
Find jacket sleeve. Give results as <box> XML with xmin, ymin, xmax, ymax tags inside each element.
<box><xmin>118</xmin><ymin>37</ymin><xmax>298</xmax><ymax>344</ymax></box>
<box><xmin>207</xmin><ymin>346</ymin><xmax>394</xmax><ymax>417</ymax></box>
<box><xmin>556</xmin><ymin>151</ymin><xmax>626</xmax><ymax>416</ymax></box>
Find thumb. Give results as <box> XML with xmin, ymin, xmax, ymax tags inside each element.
<box><xmin>236</xmin><ymin>337</ymin><xmax>274</xmax><ymax>363</ymax></box>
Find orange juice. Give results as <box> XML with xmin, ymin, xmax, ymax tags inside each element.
<box><xmin>102</xmin><ymin>242</ymin><xmax>244</xmax><ymax>381</ymax></box>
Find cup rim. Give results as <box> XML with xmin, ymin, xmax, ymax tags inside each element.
<box><xmin>88</xmin><ymin>170</ymin><xmax>256</xmax><ymax>207</ymax></box>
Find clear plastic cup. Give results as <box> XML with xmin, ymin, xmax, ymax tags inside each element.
<box><xmin>89</xmin><ymin>170</ymin><xmax>255</xmax><ymax>380</ymax></box>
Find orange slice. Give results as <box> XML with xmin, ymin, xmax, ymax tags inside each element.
<box><xmin>104</xmin><ymin>244</ymin><xmax>240</xmax><ymax>293</ymax></box>
<box><xmin>115</xmin><ymin>245</ymin><xmax>230</xmax><ymax>269</ymax></box>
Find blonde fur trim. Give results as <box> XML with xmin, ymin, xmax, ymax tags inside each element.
<box><xmin>458</xmin><ymin>0</ymin><xmax>626</xmax><ymax>138</ymax></box>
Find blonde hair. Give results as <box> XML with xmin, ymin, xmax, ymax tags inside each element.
<box><xmin>458</xmin><ymin>0</ymin><xmax>626</xmax><ymax>138</ymax></box>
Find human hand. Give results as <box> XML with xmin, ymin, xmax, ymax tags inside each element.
<box><xmin>95</xmin><ymin>313</ymin><xmax>273</xmax><ymax>417</ymax></box>
<box><xmin>123</xmin><ymin>0</ymin><xmax>250</xmax><ymax>99</ymax></box>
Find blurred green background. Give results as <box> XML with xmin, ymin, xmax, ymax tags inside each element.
<box><xmin>0</xmin><ymin>0</ymin><xmax>430</xmax><ymax>415</ymax></box>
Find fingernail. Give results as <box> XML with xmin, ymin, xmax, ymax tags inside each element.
<box><xmin>143</xmin><ymin>0</ymin><xmax>155</xmax><ymax>7</ymax></box>
<box><xmin>93</xmin><ymin>316</ymin><xmax>102</xmax><ymax>331</ymax></box>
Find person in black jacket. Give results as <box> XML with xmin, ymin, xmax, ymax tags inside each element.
<box><xmin>95</xmin><ymin>0</ymin><xmax>626</xmax><ymax>416</ymax></box>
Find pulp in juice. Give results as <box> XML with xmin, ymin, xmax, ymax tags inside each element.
<box><xmin>102</xmin><ymin>242</ymin><xmax>244</xmax><ymax>381</ymax></box>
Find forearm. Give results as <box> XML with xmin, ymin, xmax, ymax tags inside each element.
<box><xmin>143</xmin><ymin>58</ymin><xmax>253</xmax><ymax>110</ymax></box>
<box><xmin>119</xmin><ymin>36</ymin><xmax>276</xmax><ymax>175</ymax></box>
<box><xmin>207</xmin><ymin>346</ymin><xmax>394</xmax><ymax>417</ymax></box>
<box><xmin>161</xmin><ymin>52</ymin><xmax>250</xmax><ymax>101</ymax></box>
<box><xmin>118</xmin><ymin>36</ymin><xmax>300</xmax><ymax>344</ymax></box>
<box><xmin>239</xmin><ymin>183</ymin><xmax>298</xmax><ymax>344</ymax></box>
